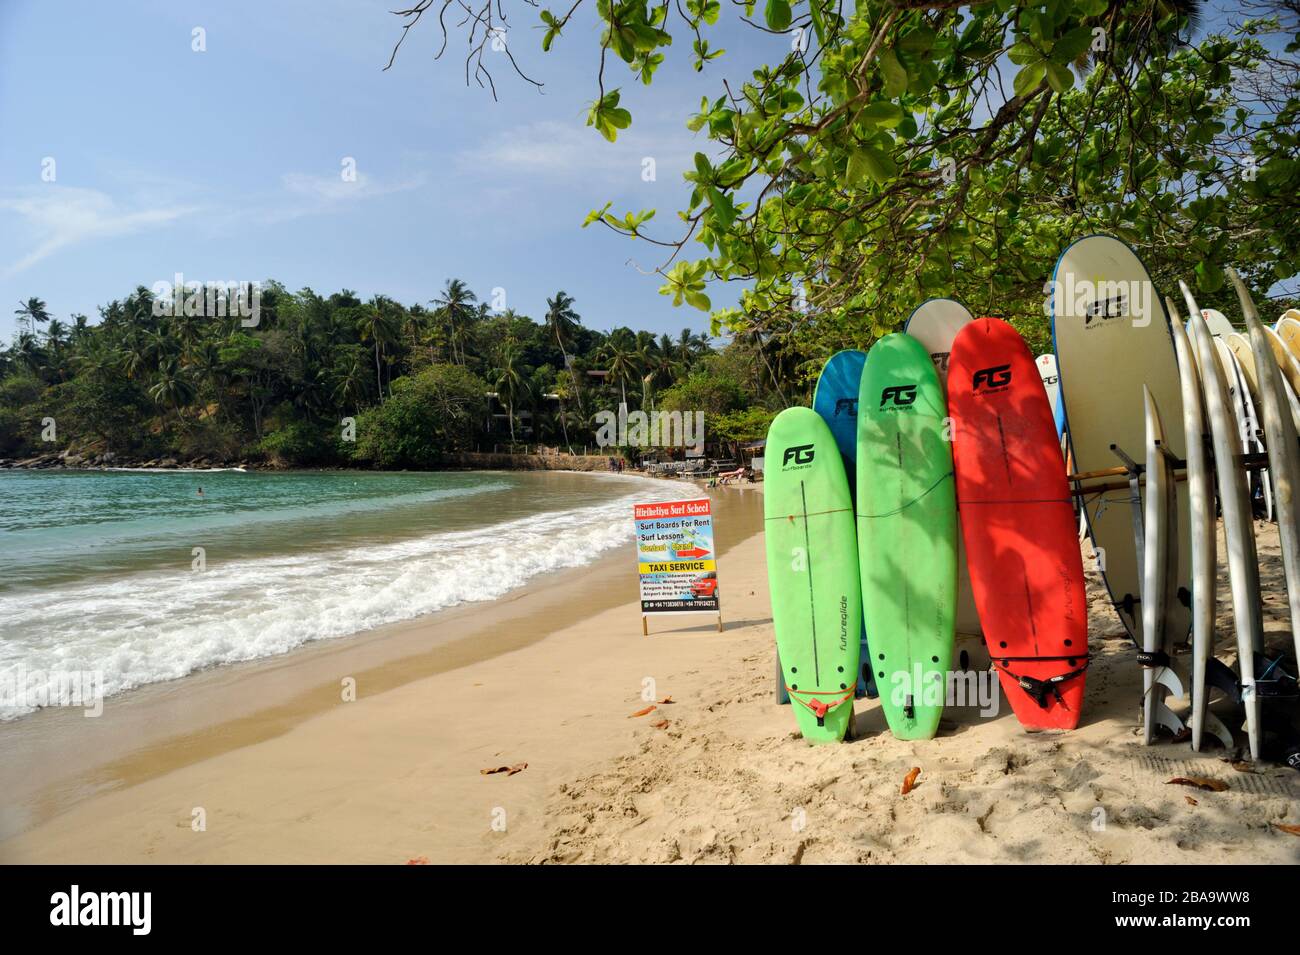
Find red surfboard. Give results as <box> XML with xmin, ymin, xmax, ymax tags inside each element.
<box><xmin>948</xmin><ymin>318</ymin><xmax>1088</xmax><ymax>729</ymax></box>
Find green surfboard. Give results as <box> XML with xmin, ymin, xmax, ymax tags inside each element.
<box><xmin>763</xmin><ymin>407</ymin><xmax>861</xmax><ymax>743</ymax></box>
<box><xmin>856</xmin><ymin>334</ymin><xmax>957</xmax><ymax>740</ymax></box>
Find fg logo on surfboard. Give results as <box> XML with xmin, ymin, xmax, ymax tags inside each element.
<box><xmin>782</xmin><ymin>444</ymin><xmax>815</xmax><ymax>469</ymax></box>
<box><xmin>833</xmin><ymin>397</ymin><xmax>858</xmax><ymax>418</ymax></box>
<box><xmin>973</xmin><ymin>364</ymin><xmax>1012</xmax><ymax>392</ymax></box>
<box><xmin>879</xmin><ymin>385</ymin><xmax>917</xmax><ymax>410</ymax></box>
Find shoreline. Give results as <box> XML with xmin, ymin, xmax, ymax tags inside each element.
<box><xmin>0</xmin><ymin>483</ymin><xmax>762</xmax><ymax>851</ymax></box>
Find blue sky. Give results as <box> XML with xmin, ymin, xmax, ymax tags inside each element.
<box><xmin>0</xmin><ymin>0</ymin><xmax>789</xmax><ymax>341</ymax></box>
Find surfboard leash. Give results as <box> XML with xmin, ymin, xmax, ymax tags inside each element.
<box><xmin>784</xmin><ymin>685</ymin><xmax>855</xmax><ymax>724</ymax></box>
<box><xmin>992</xmin><ymin>655</ymin><xmax>1091</xmax><ymax>710</ymax></box>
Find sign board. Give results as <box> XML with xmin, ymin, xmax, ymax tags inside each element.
<box><xmin>633</xmin><ymin>498</ymin><xmax>721</xmax><ymax>632</ymax></box>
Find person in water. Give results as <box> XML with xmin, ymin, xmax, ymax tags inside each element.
<box><xmin>197</xmin><ymin>487</ymin><xmax>204</xmax><ymax>497</ymax></box>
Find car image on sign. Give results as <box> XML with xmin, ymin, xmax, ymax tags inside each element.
<box><xmin>690</xmin><ymin>572</ymin><xmax>718</xmax><ymax>598</ymax></box>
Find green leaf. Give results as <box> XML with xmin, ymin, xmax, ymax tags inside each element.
<box><xmin>764</xmin><ymin>0</ymin><xmax>792</xmax><ymax>32</ymax></box>
<box><xmin>1050</xmin><ymin>25</ymin><xmax>1093</xmax><ymax>64</ymax></box>
<box><xmin>1195</xmin><ymin>261</ymin><xmax>1224</xmax><ymax>293</ymax></box>
<box><xmin>1013</xmin><ymin>61</ymin><xmax>1046</xmax><ymax>98</ymax></box>
<box><xmin>878</xmin><ymin>48</ymin><xmax>908</xmax><ymax>98</ymax></box>
<box><xmin>1045</xmin><ymin>62</ymin><xmax>1074</xmax><ymax>93</ymax></box>
<box><xmin>856</xmin><ymin>101</ymin><xmax>904</xmax><ymax>128</ymax></box>
<box><xmin>1007</xmin><ymin>41</ymin><xmax>1040</xmax><ymax>65</ymax></box>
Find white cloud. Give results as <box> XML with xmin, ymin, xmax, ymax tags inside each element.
<box><xmin>280</xmin><ymin>170</ymin><xmax>425</xmax><ymax>203</ymax></box>
<box><xmin>458</xmin><ymin>119</ymin><xmax>700</xmax><ymax>184</ymax></box>
<box><xmin>0</xmin><ymin>187</ymin><xmax>196</xmax><ymax>279</ymax></box>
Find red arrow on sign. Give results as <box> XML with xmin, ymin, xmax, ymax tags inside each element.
<box><xmin>674</xmin><ymin>547</ymin><xmax>710</xmax><ymax>559</ymax></box>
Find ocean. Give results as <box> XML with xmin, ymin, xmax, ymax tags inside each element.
<box><xmin>0</xmin><ymin>468</ymin><xmax>693</xmax><ymax>718</ymax></box>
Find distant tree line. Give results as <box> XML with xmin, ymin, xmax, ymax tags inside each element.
<box><xmin>1</xmin><ymin>281</ymin><xmax>785</xmax><ymax>469</ymax></box>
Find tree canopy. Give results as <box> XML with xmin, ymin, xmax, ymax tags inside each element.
<box><xmin>392</xmin><ymin>0</ymin><xmax>1300</xmax><ymax>382</ymax></box>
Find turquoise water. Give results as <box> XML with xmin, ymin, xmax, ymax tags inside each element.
<box><xmin>0</xmin><ymin>468</ymin><xmax>691</xmax><ymax>717</ymax></box>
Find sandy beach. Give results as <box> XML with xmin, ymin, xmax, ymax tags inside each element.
<box><xmin>1</xmin><ymin>483</ymin><xmax>1298</xmax><ymax>864</ymax></box>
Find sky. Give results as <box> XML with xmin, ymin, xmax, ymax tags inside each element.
<box><xmin>0</xmin><ymin>0</ymin><xmax>791</xmax><ymax>342</ymax></box>
<box><xmin>0</xmin><ymin>2</ymin><xmax>1286</xmax><ymax>344</ymax></box>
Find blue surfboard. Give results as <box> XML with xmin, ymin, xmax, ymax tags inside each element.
<box><xmin>812</xmin><ymin>350</ymin><xmax>876</xmax><ymax>699</ymax></box>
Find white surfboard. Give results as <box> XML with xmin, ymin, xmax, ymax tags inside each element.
<box><xmin>1231</xmin><ymin>274</ymin><xmax>1300</xmax><ymax>682</ymax></box>
<box><xmin>1215</xmin><ymin>338</ymin><xmax>1272</xmax><ymax>521</ymax></box>
<box><xmin>1141</xmin><ymin>386</ymin><xmax>1185</xmax><ymax>743</ymax></box>
<box><xmin>1277</xmin><ymin>315</ymin><xmax>1300</xmax><ymax>361</ymax></box>
<box><xmin>1037</xmin><ymin>353</ymin><xmax>1062</xmax><ymax>425</ymax></box>
<box><xmin>1167</xmin><ymin>309</ymin><xmax>1220</xmax><ymax>751</ymax></box>
<box><xmin>1052</xmin><ymin>235</ymin><xmax>1192</xmax><ymax>644</ymax></box>
<box><xmin>1201</xmin><ymin>308</ymin><xmax>1235</xmax><ymax>338</ymax></box>
<box><xmin>1186</xmin><ymin>286</ymin><xmax>1263</xmax><ymax>760</ymax></box>
<box><xmin>903</xmin><ymin>297</ymin><xmax>982</xmax><ymax>638</ymax></box>
<box><xmin>1227</xmin><ymin>332</ymin><xmax>1300</xmax><ymax>435</ymax></box>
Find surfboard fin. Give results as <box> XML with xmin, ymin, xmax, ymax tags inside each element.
<box><xmin>1154</xmin><ymin>701</ymin><xmax>1184</xmax><ymax>737</ymax></box>
<box><xmin>1154</xmin><ymin>666</ymin><xmax>1185</xmax><ymax>700</ymax></box>
<box><xmin>1201</xmin><ymin>711</ymin><xmax>1235</xmax><ymax>751</ymax></box>
<box><xmin>1205</xmin><ymin>657</ymin><xmax>1241</xmax><ymax>700</ymax></box>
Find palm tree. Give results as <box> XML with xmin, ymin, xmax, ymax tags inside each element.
<box><xmin>491</xmin><ymin>346</ymin><xmax>530</xmax><ymax>444</ymax></box>
<box><xmin>44</xmin><ymin>318</ymin><xmax>68</xmax><ymax>380</ymax></box>
<box><xmin>148</xmin><ymin>359</ymin><xmax>196</xmax><ymax>426</ymax></box>
<box><xmin>601</xmin><ymin>330</ymin><xmax>641</xmax><ymax>409</ymax></box>
<box><xmin>14</xmin><ymin>297</ymin><xmax>50</xmax><ymax>338</ymax></box>
<box><xmin>675</xmin><ymin>327</ymin><xmax>710</xmax><ymax>366</ymax></box>
<box><xmin>356</xmin><ymin>296</ymin><xmax>402</xmax><ymax>398</ymax></box>
<box><xmin>545</xmin><ymin>291</ymin><xmax>585</xmax><ymax>415</ymax></box>
<box><xmin>430</xmin><ymin>279</ymin><xmax>478</xmax><ymax>366</ymax></box>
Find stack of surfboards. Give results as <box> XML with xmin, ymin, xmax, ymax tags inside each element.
<box><xmin>766</xmin><ymin>311</ymin><xmax>1088</xmax><ymax>742</ymax></box>
<box><xmin>765</xmin><ymin>234</ymin><xmax>1298</xmax><ymax>756</ymax></box>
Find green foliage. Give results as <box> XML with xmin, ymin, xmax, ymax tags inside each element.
<box><xmin>395</xmin><ymin>0</ymin><xmax>1300</xmax><ymax>363</ymax></box>
<box><xmin>712</xmin><ymin>406</ymin><xmax>776</xmax><ymax>443</ymax></box>
<box><xmin>352</xmin><ymin>364</ymin><xmax>490</xmax><ymax>468</ymax></box>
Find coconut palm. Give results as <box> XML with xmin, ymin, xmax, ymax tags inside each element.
<box><xmin>430</xmin><ymin>279</ymin><xmax>478</xmax><ymax>366</ymax></box>
<box><xmin>545</xmin><ymin>291</ymin><xmax>586</xmax><ymax>415</ymax></box>
<box><xmin>14</xmin><ymin>297</ymin><xmax>50</xmax><ymax>338</ymax></box>
<box><xmin>356</xmin><ymin>296</ymin><xmax>402</xmax><ymax>398</ymax></box>
<box><xmin>491</xmin><ymin>346</ymin><xmax>531</xmax><ymax>444</ymax></box>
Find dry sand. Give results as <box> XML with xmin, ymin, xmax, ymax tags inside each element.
<box><xmin>1</xmin><ymin>484</ymin><xmax>1298</xmax><ymax>864</ymax></box>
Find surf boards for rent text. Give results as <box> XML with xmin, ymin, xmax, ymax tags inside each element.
<box><xmin>904</xmin><ymin>298</ymin><xmax>982</xmax><ymax>637</ymax></box>
<box><xmin>1188</xmin><ymin>299</ymin><xmax>1263</xmax><ymax>760</ymax></box>
<box><xmin>764</xmin><ymin>407</ymin><xmax>861</xmax><ymax>743</ymax></box>
<box><xmin>857</xmin><ymin>334</ymin><xmax>956</xmax><ymax>740</ymax></box>
<box><xmin>1050</xmin><ymin>235</ymin><xmax>1192</xmax><ymax>643</ymax></box>
<box><xmin>812</xmin><ymin>350</ymin><xmax>874</xmax><ymax>699</ymax></box>
<box><xmin>949</xmin><ymin>319</ymin><xmax>1088</xmax><ymax>730</ymax></box>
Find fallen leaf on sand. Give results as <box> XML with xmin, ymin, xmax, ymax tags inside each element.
<box><xmin>901</xmin><ymin>767</ymin><xmax>921</xmax><ymax>795</ymax></box>
<box><xmin>1228</xmin><ymin>760</ymin><xmax>1256</xmax><ymax>773</ymax></box>
<box><xmin>1184</xmin><ymin>796</ymin><xmax>1198</xmax><ymax>806</ymax></box>
<box><xmin>480</xmin><ymin>763</ymin><xmax>528</xmax><ymax>776</ymax></box>
<box><xmin>658</xmin><ymin>697</ymin><xmax>675</xmax><ymax>704</ymax></box>
<box><xmin>650</xmin><ymin>719</ymin><xmax>670</xmax><ymax>729</ymax></box>
<box><xmin>1273</xmin><ymin>824</ymin><xmax>1300</xmax><ymax>837</ymax></box>
<box><xmin>1167</xmin><ymin>776</ymin><xmax>1228</xmax><ymax>792</ymax></box>
<box><xmin>406</xmin><ymin>856</ymin><xmax>429</xmax><ymax>865</ymax></box>
<box><xmin>628</xmin><ymin>705</ymin><xmax>657</xmax><ymax>718</ymax></box>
